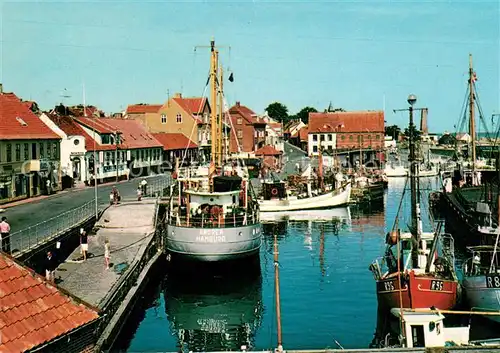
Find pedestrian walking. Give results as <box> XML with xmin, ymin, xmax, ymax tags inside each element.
<box><xmin>104</xmin><ymin>238</ymin><xmax>110</xmax><ymax>269</ymax></box>
<box><xmin>80</xmin><ymin>228</ymin><xmax>88</xmax><ymax>261</ymax></box>
<box><xmin>109</xmin><ymin>191</ymin><xmax>114</xmax><ymax>205</ymax></box>
<box><xmin>141</xmin><ymin>179</ymin><xmax>148</xmax><ymax>195</ymax></box>
<box><xmin>137</xmin><ymin>186</ymin><xmax>142</xmax><ymax>201</ymax></box>
<box><xmin>0</xmin><ymin>216</ymin><xmax>11</xmax><ymax>254</ymax></box>
<box><xmin>45</xmin><ymin>251</ymin><xmax>56</xmax><ymax>282</ymax></box>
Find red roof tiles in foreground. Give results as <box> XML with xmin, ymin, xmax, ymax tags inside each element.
<box><xmin>0</xmin><ymin>93</ymin><xmax>60</xmax><ymax>140</ymax></box>
<box><xmin>0</xmin><ymin>254</ymin><xmax>99</xmax><ymax>353</ymax></box>
<box><xmin>308</xmin><ymin>111</ymin><xmax>384</xmax><ymax>134</ymax></box>
<box><xmin>255</xmin><ymin>145</ymin><xmax>282</xmax><ymax>156</ymax></box>
<box><xmin>152</xmin><ymin>133</ymin><xmax>197</xmax><ymax>151</ymax></box>
<box><xmin>126</xmin><ymin>104</ymin><xmax>162</xmax><ymax>114</ymax></box>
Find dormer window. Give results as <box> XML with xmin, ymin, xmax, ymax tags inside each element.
<box><xmin>237</xmin><ymin>118</ymin><xmax>242</xmax><ymax>125</ymax></box>
<box><xmin>16</xmin><ymin>117</ymin><xmax>28</xmax><ymax>126</ymax></box>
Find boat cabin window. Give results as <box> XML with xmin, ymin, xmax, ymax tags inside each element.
<box><xmin>411</xmin><ymin>325</ymin><xmax>425</xmax><ymax>347</ymax></box>
<box><xmin>401</xmin><ymin>239</ymin><xmax>412</xmax><ymax>251</ymax></box>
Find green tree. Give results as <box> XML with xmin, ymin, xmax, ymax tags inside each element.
<box><xmin>295</xmin><ymin>106</ymin><xmax>318</xmax><ymax>124</ymax></box>
<box><xmin>265</xmin><ymin>102</ymin><xmax>289</xmax><ymax>123</ymax></box>
<box><xmin>385</xmin><ymin>125</ymin><xmax>401</xmax><ymax>140</ymax></box>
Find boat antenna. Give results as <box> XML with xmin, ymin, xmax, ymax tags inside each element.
<box><xmin>274</xmin><ymin>234</ymin><xmax>283</xmax><ymax>352</ymax></box>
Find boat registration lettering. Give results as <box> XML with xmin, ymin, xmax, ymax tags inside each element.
<box><xmin>383</xmin><ymin>281</ymin><xmax>395</xmax><ymax>291</ymax></box>
<box><xmin>199</xmin><ymin>229</ymin><xmax>223</xmax><ymax>236</ymax></box>
<box><xmin>486</xmin><ymin>275</ymin><xmax>500</xmax><ymax>288</ymax></box>
<box><xmin>430</xmin><ymin>280</ymin><xmax>444</xmax><ymax>291</ymax></box>
<box><xmin>196</xmin><ymin>229</ymin><xmax>226</xmax><ymax>243</ymax></box>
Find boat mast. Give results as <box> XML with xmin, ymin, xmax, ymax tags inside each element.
<box><xmin>407</xmin><ymin>94</ymin><xmax>419</xmax><ymax>236</ymax></box>
<box><xmin>210</xmin><ymin>38</ymin><xmax>220</xmax><ymax>167</ymax></box>
<box><xmin>469</xmin><ymin>54</ymin><xmax>476</xmax><ymax>172</ymax></box>
<box><xmin>274</xmin><ymin>234</ymin><xmax>283</xmax><ymax>352</ymax></box>
<box><xmin>218</xmin><ymin>65</ymin><xmax>224</xmax><ymax>166</ymax></box>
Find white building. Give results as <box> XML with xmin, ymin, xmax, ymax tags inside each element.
<box><xmin>307</xmin><ymin>132</ymin><xmax>337</xmax><ymax>156</ymax></box>
<box><xmin>39</xmin><ymin>113</ymin><xmax>88</xmax><ymax>186</ymax></box>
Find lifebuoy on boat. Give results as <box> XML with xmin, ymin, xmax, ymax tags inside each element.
<box><xmin>271</xmin><ymin>188</ymin><xmax>278</xmax><ymax>196</ymax></box>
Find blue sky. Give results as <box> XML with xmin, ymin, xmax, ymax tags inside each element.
<box><xmin>1</xmin><ymin>0</ymin><xmax>498</xmax><ymax>133</ymax></box>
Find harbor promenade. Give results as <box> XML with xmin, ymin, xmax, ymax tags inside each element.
<box><xmin>4</xmin><ymin>175</ymin><xmax>170</xmax><ymax>257</ymax></box>
<box><xmin>55</xmin><ymin>199</ymin><xmax>158</xmax><ymax>307</ymax></box>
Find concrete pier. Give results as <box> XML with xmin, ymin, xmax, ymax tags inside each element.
<box><xmin>55</xmin><ymin>199</ymin><xmax>157</xmax><ymax>307</ymax></box>
<box><xmin>51</xmin><ymin>199</ymin><xmax>162</xmax><ymax>351</ymax></box>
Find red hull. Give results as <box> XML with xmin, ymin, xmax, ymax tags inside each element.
<box><xmin>376</xmin><ymin>271</ymin><xmax>458</xmax><ymax>310</ymax></box>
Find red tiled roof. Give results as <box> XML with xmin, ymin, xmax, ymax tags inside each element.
<box><xmin>299</xmin><ymin>126</ymin><xmax>308</xmax><ymax>142</ymax></box>
<box><xmin>45</xmin><ymin>114</ymin><xmax>115</xmax><ymax>152</ymax></box>
<box><xmin>99</xmin><ymin>119</ymin><xmax>163</xmax><ymax>149</ymax></box>
<box><xmin>76</xmin><ymin>117</ymin><xmax>116</xmax><ymax>134</ymax></box>
<box><xmin>172</xmin><ymin>97</ymin><xmax>207</xmax><ymax>115</ymax></box>
<box><xmin>0</xmin><ymin>254</ymin><xmax>99</xmax><ymax>353</ymax></box>
<box><xmin>0</xmin><ymin>93</ymin><xmax>60</xmax><ymax>140</ymax></box>
<box><xmin>229</xmin><ymin>103</ymin><xmax>266</xmax><ymax>125</ymax></box>
<box><xmin>308</xmin><ymin>111</ymin><xmax>384</xmax><ymax>133</ymax></box>
<box><xmin>255</xmin><ymin>145</ymin><xmax>282</xmax><ymax>156</ymax></box>
<box><xmin>152</xmin><ymin>133</ymin><xmax>198</xmax><ymax>151</ymax></box>
<box><xmin>126</xmin><ymin>104</ymin><xmax>162</xmax><ymax>114</ymax></box>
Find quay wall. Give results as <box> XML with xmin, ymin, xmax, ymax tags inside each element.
<box><xmin>15</xmin><ymin>209</ymin><xmax>106</xmax><ymax>274</ymax></box>
<box><xmin>94</xmin><ymin>202</ymin><xmax>167</xmax><ymax>352</ymax></box>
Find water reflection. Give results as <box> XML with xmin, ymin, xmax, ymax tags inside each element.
<box><xmin>164</xmin><ymin>262</ymin><xmax>263</xmax><ymax>352</ymax></box>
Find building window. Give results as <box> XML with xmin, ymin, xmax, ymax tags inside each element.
<box><xmin>237</xmin><ymin>130</ymin><xmax>243</xmax><ymax>138</ymax></box>
<box><xmin>23</xmin><ymin>143</ymin><xmax>29</xmax><ymax>160</ymax></box>
<box><xmin>313</xmin><ymin>134</ymin><xmax>318</xmax><ymax>141</ymax></box>
<box><xmin>327</xmin><ymin>134</ymin><xmax>332</xmax><ymax>141</ymax></box>
<box><xmin>313</xmin><ymin>146</ymin><xmax>318</xmax><ymax>153</ymax></box>
<box><xmin>31</xmin><ymin>143</ymin><xmax>37</xmax><ymax>159</ymax></box>
<box><xmin>349</xmin><ymin>135</ymin><xmax>353</xmax><ymax>141</ymax></box>
<box><xmin>161</xmin><ymin>114</ymin><xmax>167</xmax><ymax>124</ymax></box>
<box><xmin>101</xmin><ymin>134</ymin><xmax>110</xmax><ymax>144</ymax></box>
<box><xmin>53</xmin><ymin>143</ymin><xmax>58</xmax><ymax>159</ymax></box>
<box><xmin>39</xmin><ymin>143</ymin><xmax>44</xmax><ymax>159</ymax></box>
<box><xmin>15</xmin><ymin>144</ymin><xmax>21</xmax><ymax>161</ymax></box>
<box><xmin>141</xmin><ymin>150</ymin><xmax>144</xmax><ymax>160</ymax></box>
<box><xmin>375</xmin><ymin>134</ymin><xmax>380</xmax><ymax>140</ymax></box>
<box><xmin>6</xmin><ymin>144</ymin><xmax>11</xmax><ymax>162</ymax></box>
<box><xmin>176</xmin><ymin>113</ymin><xmax>182</xmax><ymax>123</ymax></box>
<box><xmin>341</xmin><ymin>135</ymin><xmax>346</xmax><ymax>140</ymax></box>
<box><xmin>237</xmin><ymin>118</ymin><xmax>242</xmax><ymax>125</ymax></box>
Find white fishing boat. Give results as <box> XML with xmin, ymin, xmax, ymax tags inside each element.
<box><xmin>257</xmin><ymin>180</ymin><xmax>351</xmax><ymax>212</ymax></box>
<box><xmin>383</xmin><ymin>164</ymin><xmax>408</xmax><ymax>177</ymax></box>
<box><xmin>259</xmin><ymin>206</ymin><xmax>351</xmax><ymax>223</ymax></box>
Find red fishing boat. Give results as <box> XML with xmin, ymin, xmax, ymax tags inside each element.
<box><xmin>369</xmin><ymin>94</ymin><xmax>459</xmax><ymax>310</ymax></box>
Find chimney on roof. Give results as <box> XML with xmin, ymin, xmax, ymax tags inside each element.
<box><xmin>174</xmin><ymin>93</ymin><xmax>182</xmax><ymax>98</ymax></box>
<box><xmin>236</xmin><ymin>101</ymin><xmax>240</xmax><ymax>107</ymax></box>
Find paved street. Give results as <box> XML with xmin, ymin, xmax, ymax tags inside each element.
<box><xmin>3</xmin><ymin>174</ymin><xmax>170</xmax><ymax>236</ymax></box>
<box><xmin>278</xmin><ymin>141</ymin><xmax>309</xmax><ymax>178</ymax></box>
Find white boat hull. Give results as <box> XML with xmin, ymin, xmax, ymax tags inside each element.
<box><xmin>258</xmin><ymin>183</ymin><xmax>351</xmax><ymax>212</ymax></box>
<box><xmin>260</xmin><ymin>207</ymin><xmax>351</xmax><ymax>223</ymax></box>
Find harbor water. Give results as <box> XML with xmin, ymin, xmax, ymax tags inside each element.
<box><xmin>112</xmin><ymin>177</ymin><xmax>492</xmax><ymax>352</ymax></box>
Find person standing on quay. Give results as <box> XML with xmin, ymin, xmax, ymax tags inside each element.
<box><xmin>0</xmin><ymin>216</ymin><xmax>11</xmax><ymax>254</ymax></box>
<box><xmin>45</xmin><ymin>251</ymin><xmax>56</xmax><ymax>282</ymax></box>
<box><xmin>80</xmin><ymin>228</ymin><xmax>88</xmax><ymax>261</ymax></box>
<box><xmin>104</xmin><ymin>238</ymin><xmax>110</xmax><ymax>269</ymax></box>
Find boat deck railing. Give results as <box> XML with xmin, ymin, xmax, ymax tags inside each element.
<box><xmin>166</xmin><ymin>212</ymin><xmax>259</xmax><ymax>228</ymax></box>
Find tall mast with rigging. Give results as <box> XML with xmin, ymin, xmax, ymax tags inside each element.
<box><xmin>210</xmin><ymin>38</ymin><xmax>220</xmax><ymax>167</ymax></box>
<box><xmin>218</xmin><ymin>65</ymin><xmax>224</xmax><ymax>166</ymax></box>
<box><xmin>469</xmin><ymin>53</ymin><xmax>476</xmax><ymax>172</ymax></box>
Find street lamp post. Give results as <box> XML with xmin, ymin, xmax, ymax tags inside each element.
<box><xmin>115</xmin><ymin>131</ymin><xmax>119</xmax><ymax>183</ymax></box>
